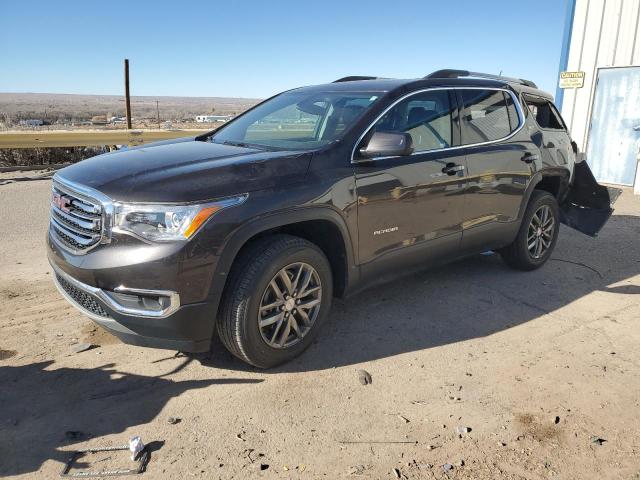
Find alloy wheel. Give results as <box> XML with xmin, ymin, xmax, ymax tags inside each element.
<box><xmin>527</xmin><ymin>205</ymin><xmax>555</xmax><ymax>259</ymax></box>
<box><xmin>258</xmin><ymin>262</ymin><xmax>322</xmax><ymax>349</ymax></box>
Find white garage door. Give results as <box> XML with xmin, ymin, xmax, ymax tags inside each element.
<box><xmin>587</xmin><ymin>66</ymin><xmax>640</xmax><ymax>186</ymax></box>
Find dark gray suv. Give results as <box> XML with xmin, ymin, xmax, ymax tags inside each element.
<box><xmin>48</xmin><ymin>69</ymin><xmax>618</xmax><ymax>368</ymax></box>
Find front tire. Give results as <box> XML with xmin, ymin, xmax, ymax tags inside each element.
<box><xmin>217</xmin><ymin>234</ymin><xmax>333</xmax><ymax>368</ymax></box>
<box><xmin>500</xmin><ymin>190</ymin><xmax>560</xmax><ymax>271</ymax></box>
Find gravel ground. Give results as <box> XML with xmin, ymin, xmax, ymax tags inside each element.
<box><xmin>1</xmin><ymin>179</ymin><xmax>639</xmax><ymax>479</ymax></box>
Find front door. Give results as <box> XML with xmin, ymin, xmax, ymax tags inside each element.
<box><xmin>353</xmin><ymin>89</ymin><xmax>467</xmax><ymax>275</ymax></box>
<box><xmin>587</xmin><ymin>66</ymin><xmax>640</xmax><ymax>186</ymax></box>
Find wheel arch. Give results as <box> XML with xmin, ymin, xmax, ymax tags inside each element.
<box><xmin>209</xmin><ymin>207</ymin><xmax>357</xmax><ymax>319</ymax></box>
<box><xmin>517</xmin><ymin>168</ymin><xmax>570</xmax><ymax>221</ymax></box>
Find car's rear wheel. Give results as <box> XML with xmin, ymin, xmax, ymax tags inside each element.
<box><xmin>500</xmin><ymin>190</ymin><xmax>559</xmax><ymax>271</ymax></box>
<box><xmin>217</xmin><ymin>234</ymin><xmax>332</xmax><ymax>368</ymax></box>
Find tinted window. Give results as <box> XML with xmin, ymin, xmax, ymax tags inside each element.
<box><xmin>211</xmin><ymin>91</ymin><xmax>382</xmax><ymax>150</ymax></box>
<box><xmin>549</xmin><ymin>103</ymin><xmax>568</xmax><ymax>130</ymax></box>
<box><xmin>459</xmin><ymin>89</ymin><xmax>518</xmax><ymax>144</ymax></box>
<box><xmin>333</xmin><ymin>97</ymin><xmax>378</xmax><ymax>136</ymax></box>
<box><xmin>505</xmin><ymin>92</ymin><xmax>520</xmax><ymax>131</ymax></box>
<box><xmin>369</xmin><ymin>90</ymin><xmax>454</xmax><ymax>152</ymax></box>
<box><xmin>523</xmin><ymin>95</ymin><xmax>565</xmax><ymax>130</ymax></box>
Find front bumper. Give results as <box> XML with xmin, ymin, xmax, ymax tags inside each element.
<box><xmin>51</xmin><ymin>263</ymin><xmax>212</xmax><ymax>352</ymax></box>
<box><xmin>47</xmin><ymin>220</ymin><xmax>219</xmax><ymax>353</ymax></box>
<box><xmin>53</xmin><ymin>264</ymin><xmax>181</xmax><ymax>319</ymax></box>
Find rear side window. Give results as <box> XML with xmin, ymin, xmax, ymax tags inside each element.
<box><xmin>523</xmin><ymin>94</ymin><xmax>566</xmax><ymax>131</ymax></box>
<box><xmin>459</xmin><ymin>89</ymin><xmax>520</xmax><ymax>145</ymax></box>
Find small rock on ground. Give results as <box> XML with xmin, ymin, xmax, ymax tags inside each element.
<box><xmin>71</xmin><ymin>343</ymin><xmax>94</xmax><ymax>353</ymax></box>
<box><xmin>357</xmin><ymin>369</ymin><xmax>372</xmax><ymax>385</ymax></box>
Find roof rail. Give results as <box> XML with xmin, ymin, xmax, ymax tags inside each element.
<box><xmin>333</xmin><ymin>76</ymin><xmax>378</xmax><ymax>83</ymax></box>
<box><xmin>425</xmin><ymin>69</ymin><xmax>538</xmax><ymax>88</ymax></box>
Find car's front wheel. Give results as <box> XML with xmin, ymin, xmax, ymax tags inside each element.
<box><xmin>500</xmin><ymin>190</ymin><xmax>560</xmax><ymax>271</ymax></box>
<box><xmin>217</xmin><ymin>234</ymin><xmax>333</xmax><ymax>368</ymax></box>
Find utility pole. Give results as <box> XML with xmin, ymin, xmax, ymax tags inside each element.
<box><xmin>124</xmin><ymin>59</ymin><xmax>132</xmax><ymax>129</ymax></box>
<box><xmin>156</xmin><ymin>100</ymin><xmax>160</xmax><ymax>129</ymax></box>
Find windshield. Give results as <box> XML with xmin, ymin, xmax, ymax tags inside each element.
<box><xmin>209</xmin><ymin>90</ymin><xmax>383</xmax><ymax>150</ymax></box>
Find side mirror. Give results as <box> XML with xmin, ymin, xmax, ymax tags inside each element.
<box><xmin>358</xmin><ymin>131</ymin><xmax>413</xmax><ymax>159</ymax></box>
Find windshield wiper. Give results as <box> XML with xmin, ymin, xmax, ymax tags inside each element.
<box><xmin>210</xmin><ymin>138</ymin><xmax>282</xmax><ymax>151</ymax></box>
<box><xmin>222</xmin><ymin>140</ymin><xmax>252</xmax><ymax>148</ymax></box>
<box><xmin>219</xmin><ymin>140</ymin><xmax>275</xmax><ymax>150</ymax></box>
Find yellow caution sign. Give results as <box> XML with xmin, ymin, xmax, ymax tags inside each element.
<box><xmin>559</xmin><ymin>71</ymin><xmax>585</xmax><ymax>89</ymax></box>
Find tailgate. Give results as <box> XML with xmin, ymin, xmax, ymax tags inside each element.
<box><xmin>560</xmin><ymin>159</ymin><xmax>622</xmax><ymax>237</ymax></box>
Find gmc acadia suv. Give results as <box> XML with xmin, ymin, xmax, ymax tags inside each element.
<box><xmin>48</xmin><ymin>69</ymin><xmax>618</xmax><ymax>368</ymax></box>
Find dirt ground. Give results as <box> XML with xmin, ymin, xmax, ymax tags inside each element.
<box><xmin>1</xmin><ymin>179</ymin><xmax>639</xmax><ymax>479</ymax></box>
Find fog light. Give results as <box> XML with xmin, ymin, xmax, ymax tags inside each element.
<box><xmin>106</xmin><ymin>291</ymin><xmax>168</xmax><ymax>313</ymax></box>
<box><xmin>102</xmin><ymin>286</ymin><xmax>180</xmax><ymax>317</ymax></box>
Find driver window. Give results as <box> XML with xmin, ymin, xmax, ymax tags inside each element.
<box><xmin>371</xmin><ymin>90</ymin><xmax>453</xmax><ymax>152</ymax></box>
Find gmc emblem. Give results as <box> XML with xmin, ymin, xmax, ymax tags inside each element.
<box><xmin>52</xmin><ymin>192</ymin><xmax>72</xmax><ymax>213</ymax></box>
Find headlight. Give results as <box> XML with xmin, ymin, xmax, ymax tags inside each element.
<box><xmin>113</xmin><ymin>194</ymin><xmax>247</xmax><ymax>242</ymax></box>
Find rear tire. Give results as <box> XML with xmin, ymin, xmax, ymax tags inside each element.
<box><xmin>500</xmin><ymin>190</ymin><xmax>559</xmax><ymax>271</ymax></box>
<box><xmin>217</xmin><ymin>234</ymin><xmax>333</xmax><ymax>368</ymax></box>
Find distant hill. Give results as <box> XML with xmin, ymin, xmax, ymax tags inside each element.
<box><xmin>0</xmin><ymin>92</ymin><xmax>262</xmax><ymax>123</ymax></box>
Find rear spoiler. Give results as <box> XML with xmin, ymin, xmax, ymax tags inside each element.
<box><xmin>560</xmin><ymin>159</ymin><xmax>622</xmax><ymax>237</ymax></box>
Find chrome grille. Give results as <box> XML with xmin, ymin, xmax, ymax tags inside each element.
<box><xmin>50</xmin><ymin>181</ymin><xmax>104</xmax><ymax>253</ymax></box>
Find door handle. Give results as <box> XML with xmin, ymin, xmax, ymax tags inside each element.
<box><xmin>442</xmin><ymin>162</ymin><xmax>465</xmax><ymax>175</ymax></box>
<box><xmin>521</xmin><ymin>153</ymin><xmax>539</xmax><ymax>163</ymax></box>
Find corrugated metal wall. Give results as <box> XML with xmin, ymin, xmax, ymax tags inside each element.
<box><xmin>560</xmin><ymin>0</ymin><xmax>640</xmax><ymax>151</ymax></box>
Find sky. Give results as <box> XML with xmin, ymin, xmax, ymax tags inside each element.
<box><xmin>0</xmin><ymin>0</ymin><xmax>568</xmax><ymax>99</ymax></box>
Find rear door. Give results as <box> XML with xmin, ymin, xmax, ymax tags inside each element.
<box><xmin>457</xmin><ymin>88</ymin><xmax>533</xmax><ymax>253</ymax></box>
<box><xmin>521</xmin><ymin>94</ymin><xmax>620</xmax><ymax>236</ymax></box>
<box><xmin>353</xmin><ymin>88</ymin><xmax>467</xmax><ymax>275</ymax></box>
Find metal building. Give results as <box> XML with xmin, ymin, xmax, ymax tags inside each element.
<box><xmin>558</xmin><ymin>0</ymin><xmax>640</xmax><ymax>193</ymax></box>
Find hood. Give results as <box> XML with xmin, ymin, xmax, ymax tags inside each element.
<box><xmin>123</xmin><ymin>135</ymin><xmax>197</xmax><ymax>149</ymax></box>
<box><xmin>57</xmin><ymin>140</ymin><xmax>312</xmax><ymax>203</ymax></box>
